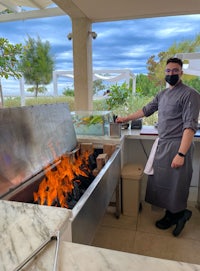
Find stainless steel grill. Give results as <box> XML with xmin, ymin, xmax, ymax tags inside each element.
<box><xmin>0</xmin><ymin>103</ymin><xmax>121</xmax><ymax>245</ymax></box>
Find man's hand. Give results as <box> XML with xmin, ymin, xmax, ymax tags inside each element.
<box><xmin>116</xmin><ymin>116</ymin><xmax>127</xmax><ymax>123</ymax></box>
<box><xmin>171</xmin><ymin>154</ymin><xmax>185</xmax><ymax>168</ymax></box>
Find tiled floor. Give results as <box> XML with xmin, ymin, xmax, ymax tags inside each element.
<box><xmin>91</xmin><ymin>201</ymin><xmax>200</xmax><ymax>265</ymax></box>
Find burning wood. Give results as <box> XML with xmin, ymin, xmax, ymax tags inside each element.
<box><xmin>96</xmin><ymin>153</ymin><xmax>108</xmax><ymax>171</ymax></box>
<box><xmin>33</xmin><ymin>149</ymin><xmax>95</xmax><ymax>209</ymax></box>
<box><xmin>33</xmin><ymin>143</ymin><xmax>116</xmax><ymax>209</ymax></box>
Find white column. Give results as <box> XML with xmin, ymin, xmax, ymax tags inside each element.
<box><xmin>72</xmin><ymin>18</ymin><xmax>93</xmax><ymax>110</ymax></box>
<box><xmin>132</xmin><ymin>75</ymin><xmax>136</xmax><ymax>94</ymax></box>
<box><xmin>53</xmin><ymin>71</ymin><xmax>58</xmax><ymax>96</ymax></box>
<box><xmin>20</xmin><ymin>76</ymin><xmax>25</xmax><ymax>106</ymax></box>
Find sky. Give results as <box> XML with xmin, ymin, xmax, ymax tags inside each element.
<box><xmin>0</xmin><ymin>13</ymin><xmax>200</xmax><ymax>95</ymax></box>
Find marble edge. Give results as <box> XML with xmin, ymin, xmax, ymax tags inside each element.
<box><xmin>59</xmin><ymin>241</ymin><xmax>200</xmax><ymax>271</ymax></box>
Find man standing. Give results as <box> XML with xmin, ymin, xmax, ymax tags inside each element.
<box><xmin>117</xmin><ymin>57</ymin><xmax>200</xmax><ymax>236</ymax></box>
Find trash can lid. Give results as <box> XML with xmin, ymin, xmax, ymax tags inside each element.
<box><xmin>121</xmin><ymin>164</ymin><xmax>144</xmax><ymax>179</ymax></box>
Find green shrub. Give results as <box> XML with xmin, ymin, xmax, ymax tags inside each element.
<box><xmin>4</xmin><ymin>94</ymin><xmax>157</xmax><ymax>125</ymax></box>
<box><xmin>62</xmin><ymin>88</ymin><xmax>74</xmax><ymax>97</ymax></box>
<box><xmin>4</xmin><ymin>96</ymin><xmax>75</xmax><ymax>111</ymax></box>
<box><xmin>106</xmin><ymin>82</ymin><xmax>131</xmax><ymax>109</ymax></box>
<box><xmin>93</xmin><ymin>93</ymin><xmax>158</xmax><ymax>125</ymax></box>
<box><xmin>4</xmin><ymin>97</ymin><xmax>21</xmax><ymax>107</ymax></box>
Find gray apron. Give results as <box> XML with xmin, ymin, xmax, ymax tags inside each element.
<box><xmin>145</xmin><ymin>138</ymin><xmax>194</xmax><ymax>213</ymax></box>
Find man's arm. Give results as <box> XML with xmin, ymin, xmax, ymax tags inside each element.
<box><xmin>171</xmin><ymin>128</ymin><xmax>195</xmax><ymax>168</ymax></box>
<box><xmin>116</xmin><ymin>109</ymin><xmax>145</xmax><ymax>123</ymax></box>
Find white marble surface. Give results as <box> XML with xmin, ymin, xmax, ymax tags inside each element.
<box><xmin>1</xmin><ymin>199</ymin><xmax>200</xmax><ymax>271</ymax></box>
<box><xmin>59</xmin><ymin>241</ymin><xmax>200</xmax><ymax>271</ymax></box>
<box><xmin>0</xmin><ymin>200</ymin><xmax>71</xmax><ymax>271</ymax></box>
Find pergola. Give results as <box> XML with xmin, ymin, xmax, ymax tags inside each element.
<box><xmin>52</xmin><ymin>69</ymin><xmax>136</xmax><ymax>96</ymax></box>
<box><xmin>1</xmin><ymin>0</ymin><xmax>200</xmax><ymax>109</ymax></box>
<box><xmin>176</xmin><ymin>53</ymin><xmax>200</xmax><ymax>77</ymax></box>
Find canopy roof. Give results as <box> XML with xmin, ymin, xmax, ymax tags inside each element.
<box><xmin>176</xmin><ymin>53</ymin><xmax>200</xmax><ymax>77</ymax></box>
<box><xmin>0</xmin><ymin>0</ymin><xmax>64</xmax><ymax>22</ymax></box>
<box><xmin>0</xmin><ymin>0</ymin><xmax>200</xmax><ymax>22</ymax></box>
<box><xmin>57</xmin><ymin>0</ymin><xmax>200</xmax><ymax>22</ymax></box>
<box><xmin>0</xmin><ymin>0</ymin><xmax>53</xmax><ymax>12</ymax></box>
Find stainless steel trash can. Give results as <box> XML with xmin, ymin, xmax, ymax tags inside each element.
<box><xmin>121</xmin><ymin>164</ymin><xmax>144</xmax><ymax>217</ymax></box>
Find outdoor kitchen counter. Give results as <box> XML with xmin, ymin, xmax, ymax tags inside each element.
<box><xmin>77</xmin><ymin>127</ymin><xmax>200</xmax><ymax>180</ymax></box>
<box><xmin>58</xmin><ymin>241</ymin><xmax>200</xmax><ymax>271</ymax></box>
<box><xmin>77</xmin><ymin>126</ymin><xmax>200</xmax><ymax>206</ymax></box>
<box><xmin>77</xmin><ymin>125</ymin><xmax>200</xmax><ymax>143</ymax></box>
<box><xmin>0</xmin><ymin>200</ymin><xmax>71</xmax><ymax>271</ymax></box>
<box><xmin>121</xmin><ymin>127</ymin><xmax>200</xmax><ymax>142</ymax></box>
<box><xmin>1</xmin><ymin>127</ymin><xmax>200</xmax><ymax>271</ymax></box>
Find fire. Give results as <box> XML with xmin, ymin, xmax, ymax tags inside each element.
<box><xmin>33</xmin><ymin>150</ymin><xmax>93</xmax><ymax>208</ymax></box>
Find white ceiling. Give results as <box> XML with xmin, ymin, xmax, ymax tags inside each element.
<box><xmin>65</xmin><ymin>0</ymin><xmax>200</xmax><ymax>22</ymax></box>
<box><xmin>0</xmin><ymin>0</ymin><xmax>200</xmax><ymax>23</ymax></box>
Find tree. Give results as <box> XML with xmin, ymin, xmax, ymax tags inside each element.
<box><xmin>93</xmin><ymin>79</ymin><xmax>106</xmax><ymax>94</ymax></box>
<box><xmin>0</xmin><ymin>38</ymin><xmax>23</xmax><ymax>107</ymax></box>
<box><xmin>147</xmin><ymin>34</ymin><xmax>200</xmax><ymax>91</ymax></box>
<box><xmin>183</xmin><ymin>77</ymin><xmax>200</xmax><ymax>93</ymax></box>
<box><xmin>136</xmin><ymin>74</ymin><xmax>160</xmax><ymax>96</ymax></box>
<box><xmin>106</xmin><ymin>82</ymin><xmax>131</xmax><ymax>109</ymax></box>
<box><xmin>20</xmin><ymin>36</ymin><xmax>54</xmax><ymax>97</ymax></box>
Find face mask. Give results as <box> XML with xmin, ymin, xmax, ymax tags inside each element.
<box><xmin>165</xmin><ymin>74</ymin><xmax>179</xmax><ymax>86</ymax></box>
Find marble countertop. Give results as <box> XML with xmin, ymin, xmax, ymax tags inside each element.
<box><xmin>0</xmin><ymin>200</ymin><xmax>71</xmax><ymax>271</ymax></box>
<box><xmin>58</xmin><ymin>241</ymin><xmax>200</xmax><ymax>271</ymax></box>
<box><xmin>1</xmin><ymin>199</ymin><xmax>200</xmax><ymax>271</ymax></box>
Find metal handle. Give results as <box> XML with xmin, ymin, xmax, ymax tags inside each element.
<box><xmin>53</xmin><ymin>231</ymin><xmax>60</xmax><ymax>271</ymax></box>
<box><xmin>13</xmin><ymin>232</ymin><xmax>59</xmax><ymax>271</ymax></box>
<box><xmin>65</xmin><ymin>144</ymin><xmax>80</xmax><ymax>156</ymax></box>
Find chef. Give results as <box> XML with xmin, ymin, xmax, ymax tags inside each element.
<box><xmin>117</xmin><ymin>57</ymin><xmax>200</xmax><ymax>236</ymax></box>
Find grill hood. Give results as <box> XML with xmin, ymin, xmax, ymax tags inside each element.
<box><xmin>0</xmin><ymin>103</ymin><xmax>77</xmax><ymax>198</ymax></box>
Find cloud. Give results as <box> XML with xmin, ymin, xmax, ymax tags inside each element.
<box><xmin>0</xmin><ymin>13</ymin><xmax>200</xmax><ymax>95</ymax></box>
<box><xmin>92</xmin><ymin>14</ymin><xmax>200</xmax><ymax>72</ymax></box>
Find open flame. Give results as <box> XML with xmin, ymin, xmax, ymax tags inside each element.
<box><xmin>33</xmin><ymin>150</ymin><xmax>93</xmax><ymax>208</ymax></box>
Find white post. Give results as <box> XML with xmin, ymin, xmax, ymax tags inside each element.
<box><xmin>20</xmin><ymin>76</ymin><xmax>25</xmax><ymax>106</ymax></box>
<box><xmin>132</xmin><ymin>75</ymin><xmax>136</xmax><ymax>94</ymax></box>
<box><xmin>53</xmin><ymin>71</ymin><xmax>58</xmax><ymax>96</ymax></box>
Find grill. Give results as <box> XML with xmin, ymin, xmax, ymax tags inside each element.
<box><xmin>0</xmin><ymin>103</ymin><xmax>121</xmax><ymax>244</ymax></box>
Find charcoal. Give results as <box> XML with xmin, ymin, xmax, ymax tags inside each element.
<box><xmin>33</xmin><ymin>199</ymin><xmax>40</xmax><ymax>205</ymax></box>
<box><xmin>77</xmin><ymin>175</ymin><xmax>94</xmax><ymax>189</ymax></box>
<box><xmin>72</xmin><ymin>181</ymin><xmax>81</xmax><ymax>201</ymax></box>
<box><xmin>67</xmin><ymin>199</ymin><xmax>78</xmax><ymax>209</ymax></box>
<box><xmin>52</xmin><ymin>198</ymin><xmax>60</xmax><ymax>207</ymax></box>
<box><xmin>79</xmin><ymin>164</ymin><xmax>92</xmax><ymax>177</ymax></box>
<box><xmin>88</xmin><ymin>154</ymin><xmax>97</xmax><ymax>170</ymax></box>
<box><xmin>88</xmin><ymin>148</ymin><xmax>103</xmax><ymax>170</ymax></box>
<box><xmin>94</xmin><ymin>148</ymin><xmax>103</xmax><ymax>156</ymax></box>
<box><xmin>31</xmin><ymin>147</ymin><xmax>102</xmax><ymax>209</ymax></box>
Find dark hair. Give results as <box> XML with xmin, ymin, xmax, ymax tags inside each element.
<box><xmin>166</xmin><ymin>57</ymin><xmax>183</xmax><ymax>68</ymax></box>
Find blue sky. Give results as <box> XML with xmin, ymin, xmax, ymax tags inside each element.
<box><xmin>0</xmin><ymin>13</ymin><xmax>200</xmax><ymax>95</ymax></box>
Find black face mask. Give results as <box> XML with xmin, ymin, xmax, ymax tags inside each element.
<box><xmin>165</xmin><ymin>74</ymin><xmax>179</xmax><ymax>86</ymax></box>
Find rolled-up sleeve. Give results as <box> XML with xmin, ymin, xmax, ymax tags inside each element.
<box><xmin>182</xmin><ymin>90</ymin><xmax>200</xmax><ymax>132</ymax></box>
<box><xmin>143</xmin><ymin>95</ymin><xmax>159</xmax><ymax>117</ymax></box>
